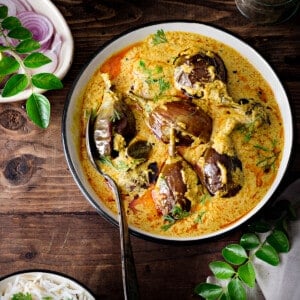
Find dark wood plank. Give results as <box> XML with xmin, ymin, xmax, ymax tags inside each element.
<box><xmin>0</xmin><ymin>214</ymin><xmax>241</xmax><ymax>299</ymax></box>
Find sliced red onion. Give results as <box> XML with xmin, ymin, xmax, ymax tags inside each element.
<box><xmin>16</xmin><ymin>0</ymin><xmax>32</xmax><ymax>12</ymax></box>
<box><xmin>0</xmin><ymin>0</ymin><xmax>31</xmax><ymax>15</ymax></box>
<box><xmin>0</xmin><ymin>35</ymin><xmax>6</xmax><ymax>47</ymax></box>
<box><xmin>17</xmin><ymin>11</ymin><xmax>54</xmax><ymax>51</ymax></box>
<box><xmin>50</xmin><ymin>33</ymin><xmax>62</xmax><ymax>55</ymax></box>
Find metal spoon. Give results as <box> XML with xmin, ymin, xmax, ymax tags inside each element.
<box><xmin>85</xmin><ymin>112</ymin><xmax>139</xmax><ymax>300</ymax></box>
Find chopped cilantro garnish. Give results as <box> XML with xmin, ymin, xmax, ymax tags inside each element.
<box><xmin>152</xmin><ymin>29</ymin><xmax>168</xmax><ymax>45</ymax></box>
<box><xmin>11</xmin><ymin>293</ymin><xmax>32</xmax><ymax>300</ymax></box>
<box><xmin>161</xmin><ymin>206</ymin><xmax>190</xmax><ymax>231</ymax></box>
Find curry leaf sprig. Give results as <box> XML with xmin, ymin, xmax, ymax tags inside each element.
<box><xmin>0</xmin><ymin>5</ymin><xmax>63</xmax><ymax>128</ymax></box>
<box><xmin>194</xmin><ymin>199</ymin><xmax>298</xmax><ymax>300</ymax></box>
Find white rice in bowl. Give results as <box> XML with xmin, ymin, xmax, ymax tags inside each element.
<box><xmin>0</xmin><ymin>271</ymin><xmax>95</xmax><ymax>300</ymax></box>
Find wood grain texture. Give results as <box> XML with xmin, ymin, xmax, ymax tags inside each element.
<box><xmin>0</xmin><ymin>0</ymin><xmax>299</xmax><ymax>299</ymax></box>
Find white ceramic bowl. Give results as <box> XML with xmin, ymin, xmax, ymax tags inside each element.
<box><xmin>0</xmin><ymin>0</ymin><xmax>74</xmax><ymax>103</ymax></box>
<box><xmin>62</xmin><ymin>22</ymin><xmax>293</xmax><ymax>242</ymax></box>
<box><xmin>0</xmin><ymin>270</ymin><xmax>95</xmax><ymax>299</ymax></box>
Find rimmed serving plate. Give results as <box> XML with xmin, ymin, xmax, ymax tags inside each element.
<box><xmin>0</xmin><ymin>0</ymin><xmax>74</xmax><ymax>103</ymax></box>
<box><xmin>62</xmin><ymin>22</ymin><xmax>293</xmax><ymax>242</ymax></box>
<box><xmin>0</xmin><ymin>270</ymin><xmax>95</xmax><ymax>299</ymax></box>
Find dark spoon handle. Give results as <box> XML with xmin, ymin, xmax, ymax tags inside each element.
<box><xmin>107</xmin><ymin>177</ymin><xmax>140</xmax><ymax>300</ymax></box>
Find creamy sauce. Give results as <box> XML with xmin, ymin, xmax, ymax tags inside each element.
<box><xmin>79</xmin><ymin>31</ymin><xmax>283</xmax><ymax>238</ymax></box>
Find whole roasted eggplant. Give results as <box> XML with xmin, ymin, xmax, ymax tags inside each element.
<box><xmin>93</xmin><ymin>84</ymin><xmax>136</xmax><ymax>157</ymax></box>
<box><xmin>174</xmin><ymin>50</ymin><xmax>227</xmax><ymax>97</ymax></box>
<box><xmin>196</xmin><ymin>147</ymin><xmax>243</xmax><ymax>197</ymax></box>
<box><xmin>152</xmin><ymin>157</ymin><xmax>191</xmax><ymax>216</ymax></box>
<box><xmin>149</xmin><ymin>100</ymin><xmax>212</xmax><ymax>146</ymax></box>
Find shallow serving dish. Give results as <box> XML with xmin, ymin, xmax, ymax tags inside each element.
<box><xmin>0</xmin><ymin>270</ymin><xmax>95</xmax><ymax>299</ymax></box>
<box><xmin>62</xmin><ymin>22</ymin><xmax>293</xmax><ymax>242</ymax></box>
<box><xmin>0</xmin><ymin>0</ymin><xmax>74</xmax><ymax>103</ymax></box>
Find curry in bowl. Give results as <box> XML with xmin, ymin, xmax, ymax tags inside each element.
<box><xmin>77</xmin><ymin>29</ymin><xmax>284</xmax><ymax>239</ymax></box>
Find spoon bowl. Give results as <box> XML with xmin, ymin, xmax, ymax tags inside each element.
<box><xmin>85</xmin><ymin>112</ymin><xmax>139</xmax><ymax>300</ymax></box>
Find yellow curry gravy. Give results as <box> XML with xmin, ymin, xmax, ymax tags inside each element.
<box><xmin>79</xmin><ymin>31</ymin><xmax>283</xmax><ymax>238</ymax></box>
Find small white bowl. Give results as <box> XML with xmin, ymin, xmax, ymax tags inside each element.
<box><xmin>0</xmin><ymin>0</ymin><xmax>74</xmax><ymax>103</ymax></box>
<box><xmin>0</xmin><ymin>270</ymin><xmax>95</xmax><ymax>299</ymax></box>
<box><xmin>62</xmin><ymin>22</ymin><xmax>293</xmax><ymax>242</ymax></box>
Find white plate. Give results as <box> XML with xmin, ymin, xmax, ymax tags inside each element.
<box><xmin>0</xmin><ymin>0</ymin><xmax>74</xmax><ymax>103</ymax></box>
<box><xmin>62</xmin><ymin>22</ymin><xmax>293</xmax><ymax>242</ymax></box>
<box><xmin>0</xmin><ymin>270</ymin><xmax>95</xmax><ymax>299</ymax></box>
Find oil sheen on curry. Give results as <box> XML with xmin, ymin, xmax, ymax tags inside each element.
<box><xmin>79</xmin><ymin>30</ymin><xmax>283</xmax><ymax>238</ymax></box>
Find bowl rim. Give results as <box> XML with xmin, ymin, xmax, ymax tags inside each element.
<box><xmin>62</xmin><ymin>20</ymin><xmax>293</xmax><ymax>243</ymax></box>
<box><xmin>0</xmin><ymin>0</ymin><xmax>74</xmax><ymax>103</ymax></box>
<box><xmin>0</xmin><ymin>269</ymin><xmax>96</xmax><ymax>298</ymax></box>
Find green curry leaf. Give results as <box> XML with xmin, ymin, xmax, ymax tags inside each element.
<box><xmin>24</xmin><ymin>53</ymin><xmax>52</xmax><ymax>68</ymax></box>
<box><xmin>228</xmin><ymin>278</ymin><xmax>246</xmax><ymax>300</ymax></box>
<box><xmin>16</xmin><ymin>39</ymin><xmax>41</xmax><ymax>53</ymax></box>
<box><xmin>0</xmin><ymin>5</ymin><xmax>8</xmax><ymax>18</ymax></box>
<box><xmin>209</xmin><ymin>261</ymin><xmax>235</xmax><ymax>279</ymax></box>
<box><xmin>26</xmin><ymin>93</ymin><xmax>51</xmax><ymax>129</ymax></box>
<box><xmin>222</xmin><ymin>244</ymin><xmax>248</xmax><ymax>265</ymax></box>
<box><xmin>8</xmin><ymin>26</ymin><xmax>32</xmax><ymax>40</ymax></box>
<box><xmin>240</xmin><ymin>233</ymin><xmax>260</xmax><ymax>250</ymax></box>
<box><xmin>255</xmin><ymin>244</ymin><xmax>280</xmax><ymax>266</ymax></box>
<box><xmin>2</xmin><ymin>73</ymin><xmax>28</xmax><ymax>97</ymax></box>
<box><xmin>266</xmin><ymin>230</ymin><xmax>290</xmax><ymax>253</ymax></box>
<box><xmin>32</xmin><ymin>73</ymin><xmax>63</xmax><ymax>90</ymax></box>
<box><xmin>194</xmin><ymin>283</ymin><xmax>223</xmax><ymax>300</ymax></box>
<box><xmin>0</xmin><ymin>56</ymin><xmax>20</xmax><ymax>75</ymax></box>
<box><xmin>238</xmin><ymin>261</ymin><xmax>256</xmax><ymax>288</ymax></box>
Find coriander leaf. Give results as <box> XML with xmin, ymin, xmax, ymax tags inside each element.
<box><xmin>194</xmin><ymin>282</ymin><xmax>223</xmax><ymax>300</ymax></box>
<box><xmin>240</xmin><ymin>233</ymin><xmax>260</xmax><ymax>250</ymax></box>
<box><xmin>15</xmin><ymin>39</ymin><xmax>41</xmax><ymax>53</ymax></box>
<box><xmin>152</xmin><ymin>29</ymin><xmax>168</xmax><ymax>45</ymax></box>
<box><xmin>209</xmin><ymin>261</ymin><xmax>235</xmax><ymax>279</ymax></box>
<box><xmin>170</xmin><ymin>205</ymin><xmax>190</xmax><ymax>219</ymax></box>
<box><xmin>11</xmin><ymin>292</ymin><xmax>32</xmax><ymax>300</ymax></box>
<box><xmin>24</xmin><ymin>52</ymin><xmax>52</xmax><ymax>68</ymax></box>
<box><xmin>8</xmin><ymin>26</ymin><xmax>32</xmax><ymax>40</ymax></box>
<box><xmin>255</xmin><ymin>244</ymin><xmax>280</xmax><ymax>266</ymax></box>
<box><xmin>0</xmin><ymin>55</ymin><xmax>20</xmax><ymax>75</ymax></box>
<box><xmin>32</xmin><ymin>73</ymin><xmax>63</xmax><ymax>90</ymax></box>
<box><xmin>26</xmin><ymin>93</ymin><xmax>51</xmax><ymax>128</ymax></box>
<box><xmin>222</xmin><ymin>244</ymin><xmax>248</xmax><ymax>265</ymax></box>
<box><xmin>2</xmin><ymin>16</ymin><xmax>21</xmax><ymax>30</ymax></box>
<box><xmin>158</xmin><ymin>77</ymin><xmax>170</xmax><ymax>94</ymax></box>
<box><xmin>2</xmin><ymin>73</ymin><xmax>28</xmax><ymax>97</ymax></box>
<box><xmin>238</xmin><ymin>261</ymin><xmax>256</xmax><ymax>288</ymax></box>
<box><xmin>0</xmin><ymin>5</ymin><xmax>8</xmax><ymax>18</ymax></box>
<box><xmin>266</xmin><ymin>230</ymin><xmax>290</xmax><ymax>253</ymax></box>
<box><xmin>227</xmin><ymin>278</ymin><xmax>246</xmax><ymax>300</ymax></box>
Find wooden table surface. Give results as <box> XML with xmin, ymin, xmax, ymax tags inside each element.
<box><xmin>0</xmin><ymin>1</ymin><xmax>299</xmax><ymax>299</ymax></box>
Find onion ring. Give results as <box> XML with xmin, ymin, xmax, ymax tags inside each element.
<box><xmin>0</xmin><ymin>0</ymin><xmax>31</xmax><ymax>15</ymax></box>
<box><xmin>17</xmin><ymin>11</ymin><xmax>54</xmax><ymax>50</ymax></box>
